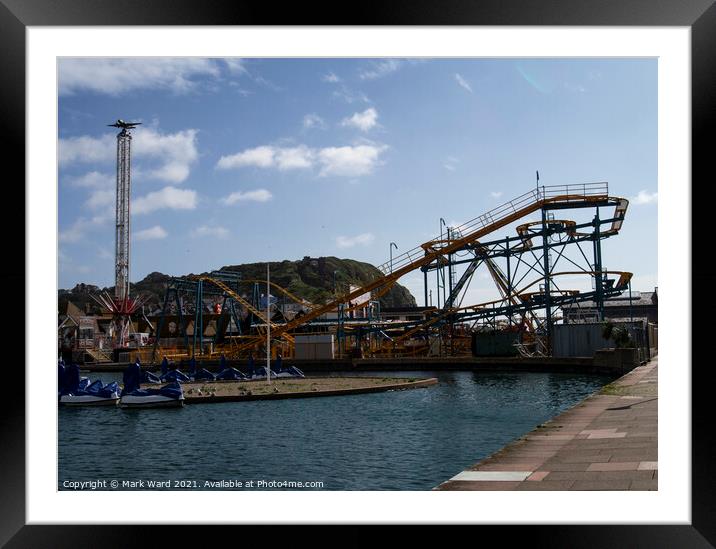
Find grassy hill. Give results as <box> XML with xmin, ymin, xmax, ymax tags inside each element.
<box><xmin>58</xmin><ymin>256</ymin><xmax>417</xmax><ymax>315</ymax></box>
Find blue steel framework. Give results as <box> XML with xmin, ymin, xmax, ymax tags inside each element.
<box><xmin>416</xmin><ymin>183</ymin><xmax>629</xmax><ymax>354</ymax></box>
<box><xmin>151</xmin><ymin>271</ymin><xmax>243</xmax><ymax>362</ymax></box>
<box><xmin>278</xmin><ymin>184</ymin><xmax>632</xmax><ymax>358</ymax></box>
<box><xmin>149</xmin><ymin>184</ymin><xmax>630</xmax><ymax>359</ymax></box>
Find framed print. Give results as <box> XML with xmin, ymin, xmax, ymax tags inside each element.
<box><xmin>3</xmin><ymin>0</ymin><xmax>714</xmax><ymax>544</ymax></box>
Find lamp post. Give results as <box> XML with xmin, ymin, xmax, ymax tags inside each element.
<box><xmin>389</xmin><ymin>242</ymin><xmax>398</xmax><ymax>274</ymax></box>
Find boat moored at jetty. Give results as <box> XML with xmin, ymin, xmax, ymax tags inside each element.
<box><xmin>119</xmin><ymin>360</ymin><xmax>184</xmax><ymax>409</ymax></box>
<box><xmin>58</xmin><ymin>361</ymin><xmax>120</xmax><ymax>406</ymax></box>
<box><xmin>270</xmin><ymin>355</ymin><xmax>305</xmax><ymax>379</ymax></box>
<box><xmin>119</xmin><ymin>382</ymin><xmax>185</xmax><ymax>408</ymax></box>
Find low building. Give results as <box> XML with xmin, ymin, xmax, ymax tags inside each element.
<box><xmin>561</xmin><ymin>289</ymin><xmax>658</xmax><ymax>324</ymax></box>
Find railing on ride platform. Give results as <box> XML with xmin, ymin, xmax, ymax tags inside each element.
<box><xmin>377</xmin><ymin>182</ymin><xmax>609</xmax><ymax>276</ymax></box>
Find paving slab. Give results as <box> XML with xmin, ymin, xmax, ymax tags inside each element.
<box><xmin>435</xmin><ymin>357</ymin><xmax>658</xmax><ymax>491</ymax></box>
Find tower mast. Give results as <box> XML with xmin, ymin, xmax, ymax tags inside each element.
<box><xmin>95</xmin><ymin>119</ymin><xmax>144</xmax><ymax>348</ymax></box>
<box><xmin>115</xmin><ymin>123</ymin><xmax>132</xmax><ymax>302</ymax></box>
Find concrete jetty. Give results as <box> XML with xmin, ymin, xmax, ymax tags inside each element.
<box><xmin>435</xmin><ymin>356</ymin><xmax>658</xmax><ymax>491</ymax></box>
<box><xmin>182</xmin><ymin>376</ymin><xmax>437</xmax><ymax>404</ymax></box>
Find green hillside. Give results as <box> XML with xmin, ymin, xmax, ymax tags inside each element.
<box><xmin>58</xmin><ymin>256</ymin><xmax>417</xmax><ymax>314</ymax></box>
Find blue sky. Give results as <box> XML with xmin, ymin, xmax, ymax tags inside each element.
<box><xmin>58</xmin><ymin>58</ymin><xmax>657</xmax><ymax>304</ymax></box>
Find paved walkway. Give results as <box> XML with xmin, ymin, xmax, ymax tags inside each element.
<box><xmin>435</xmin><ymin>357</ymin><xmax>658</xmax><ymax>491</ymax></box>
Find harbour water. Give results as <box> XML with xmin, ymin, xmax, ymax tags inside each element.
<box><xmin>58</xmin><ymin>370</ymin><xmax>614</xmax><ymax>490</ymax></box>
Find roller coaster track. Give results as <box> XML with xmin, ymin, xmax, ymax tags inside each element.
<box><xmin>224</xmin><ymin>281</ymin><xmax>394</xmax><ymax>353</ymax></box>
<box><xmin>237</xmin><ymin>279</ymin><xmax>317</xmax><ymax>311</ymax></box>
<box><xmin>389</xmin><ymin>269</ymin><xmax>632</xmax><ymax>343</ymax></box>
<box><xmin>193</xmin><ymin>276</ymin><xmax>294</xmax><ymax>344</ymax></box>
<box><xmin>343</xmin><ymin>281</ymin><xmax>395</xmax><ymax>313</ymax></box>
<box><xmin>235</xmin><ymin>278</ymin><xmax>392</xmax><ymax>314</ymax></box>
<box><xmin>264</xmin><ymin>183</ymin><xmax>622</xmax><ymax>340</ymax></box>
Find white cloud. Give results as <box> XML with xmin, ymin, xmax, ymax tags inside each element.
<box><xmin>490</xmin><ymin>191</ymin><xmax>503</xmax><ymax>199</ymax></box>
<box><xmin>59</xmin><ymin>127</ymin><xmax>199</xmax><ymax>184</ymax></box>
<box><xmin>65</xmin><ymin>170</ymin><xmax>116</xmax><ymax>212</ymax></box>
<box><xmin>253</xmin><ymin>75</ymin><xmax>281</xmax><ymax>92</ymax></box>
<box><xmin>59</xmin><ymin>220</ymin><xmax>90</xmax><ymax>243</ymax></box>
<box><xmin>455</xmin><ymin>73</ymin><xmax>473</xmax><ymax>93</ymax></box>
<box><xmin>59</xmin><ymin>134</ymin><xmax>116</xmax><ymax>165</ymax></box>
<box><xmin>58</xmin><ymin>58</ymin><xmax>222</xmax><ymax>96</ymax></box>
<box><xmin>217</xmin><ymin>146</ymin><xmax>276</xmax><ymax>170</ymax></box>
<box><xmin>359</xmin><ymin>59</ymin><xmax>402</xmax><ymax>80</ymax></box>
<box><xmin>223</xmin><ymin>58</ymin><xmax>248</xmax><ymax>75</ymax></box>
<box><xmin>632</xmin><ymin>190</ymin><xmax>658</xmax><ymax>205</ymax></box>
<box><xmin>133</xmin><ymin>186</ymin><xmax>197</xmax><ymax>215</ymax></box>
<box><xmin>335</xmin><ymin>232</ymin><xmax>375</xmax><ymax>248</ymax></box>
<box><xmin>332</xmin><ymin>86</ymin><xmax>371</xmax><ymax>104</ymax></box>
<box><xmin>135</xmin><ymin>225</ymin><xmax>168</xmax><ymax>240</ymax></box>
<box><xmin>275</xmin><ymin>146</ymin><xmax>314</xmax><ymax>170</ymax></box>
<box><xmin>317</xmin><ymin>144</ymin><xmax>387</xmax><ymax>177</ymax></box>
<box><xmin>221</xmin><ymin>189</ymin><xmax>273</xmax><ymax>205</ymax></box>
<box><xmin>192</xmin><ymin>225</ymin><xmax>229</xmax><ymax>239</ymax></box>
<box><xmin>85</xmin><ymin>188</ymin><xmax>115</xmax><ymax>211</ymax></box>
<box><xmin>59</xmin><ymin>212</ymin><xmax>112</xmax><ymax>243</ymax></box>
<box><xmin>322</xmin><ymin>72</ymin><xmax>341</xmax><ymax>83</ymax></box>
<box><xmin>218</xmin><ymin>143</ymin><xmax>387</xmax><ymax>178</ymax></box>
<box><xmin>66</xmin><ymin>170</ymin><xmax>114</xmax><ymax>188</ymax></box>
<box><xmin>303</xmin><ymin>113</ymin><xmax>326</xmax><ymax>129</ymax></box>
<box><xmin>341</xmin><ymin>108</ymin><xmax>378</xmax><ymax>132</ymax></box>
<box><xmin>134</xmin><ymin>128</ymin><xmax>199</xmax><ymax>183</ymax></box>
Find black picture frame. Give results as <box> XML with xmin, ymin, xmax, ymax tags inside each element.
<box><xmin>2</xmin><ymin>0</ymin><xmax>712</xmax><ymax>544</ymax></box>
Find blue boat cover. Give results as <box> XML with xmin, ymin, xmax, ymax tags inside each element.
<box><xmin>85</xmin><ymin>379</ymin><xmax>104</xmax><ymax>394</ymax></box>
<box><xmin>283</xmin><ymin>366</ymin><xmax>305</xmax><ymax>378</ymax></box>
<box><xmin>58</xmin><ymin>362</ymin><xmax>66</xmax><ymax>396</ymax></box>
<box><xmin>142</xmin><ymin>370</ymin><xmax>162</xmax><ymax>384</ymax></box>
<box><xmin>161</xmin><ymin>369</ymin><xmax>191</xmax><ymax>383</ymax></box>
<box><xmin>192</xmin><ymin>368</ymin><xmax>216</xmax><ymax>381</ymax></box>
<box><xmin>84</xmin><ymin>379</ymin><xmax>120</xmax><ymax>398</ymax></box>
<box><xmin>97</xmin><ymin>381</ymin><xmax>120</xmax><ymax>398</ymax></box>
<box><xmin>122</xmin><ymin>361</ymin><xmax>142</xmax><ymax>395</ymax></box>
<box><xmin>215</xmin><ymin>367</ymin><xmax>246</xmax><ymax>381</ymax></box>
<box><xmin>126</xmin><ymin>381</ymin><xmax>183</xmax><ymax>400</ymax></box>
<box><xmin>251</xmin><ymin>366</ymin><xmax>277</xmax><ymax>379</ymax></box>
<box><xmin>63</xmin><ymin>363</ymin><xmax>82</xmax><ymax>395</ymax></box>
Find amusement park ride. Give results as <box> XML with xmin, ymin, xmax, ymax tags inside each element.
<box><xmin>93</xmin><ymin>120</ymin><xmax>632</xmax><ymax>362</ymax></box>
<box><xmin>92</xmin><ymin>120</ymin><xmax>148</xmax><ymax>349</ymax></box>
<box><xmin>149</xmin><ymin>180</ymin><xmax>632</xmax><ymax>363</ymax></box>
